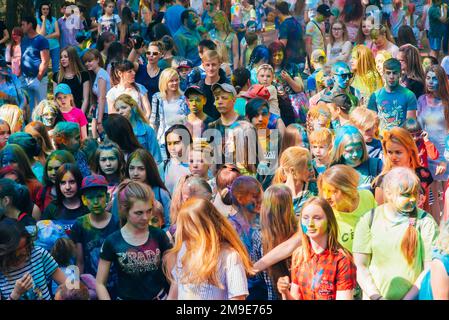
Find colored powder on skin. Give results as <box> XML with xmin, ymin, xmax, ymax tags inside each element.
<box><xmin>301</xmin><ymin>223</ymin><xmax>308</xmax><ymax>234</ymax></box>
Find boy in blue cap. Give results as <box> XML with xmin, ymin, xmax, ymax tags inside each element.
<box><xmin>70</xmin><ymin>174</ymin><xmax>120</xmax><ymax>298</ymax></box>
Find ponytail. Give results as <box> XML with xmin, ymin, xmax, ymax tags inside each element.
<box><xmin>400</xmin><ymin>215</ymin><xmax>419</xmax><ymax>265</ymax></box>
<box><xmin>272</xmin><ymin>166</ymin><xmax>287</xmax><ymax>184</ymax></box>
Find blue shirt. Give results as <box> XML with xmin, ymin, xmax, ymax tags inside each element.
<box><xmin>133</xmin><ymin>119</ymin><xmax>162</xmax><ymax>163</ymax></box>
<box><xmin>367</xmin><ymin>86</ymin><xmax>417</xmax><ymax>132</ymax></box>
<box><xmin>173</xmin><ymin>26</ymin><xmax>202</xmax><ymax>66</ymax></box>
<box><xmin>135</xmin><ymin>64</ymin><xmax>160</xmax><ymax>103</ymax></box>
<box><xmin>20</xmin><ymin>34</ymin><xmax>49</xmax><ymax>78</ymax></box>
<box><xmin>419</xmin><ymin>249</ymin><xmax>449</xmax><ymax>300</ymax></box>
<box><xmin>164</xmin><ymin>4</ymin><xmax>186</xmax><ymax>36</ymax></box>
<box><xmin>279</xmin><ymin>17</ymin><xmax>305</xmax><ymax>64</ymax></box>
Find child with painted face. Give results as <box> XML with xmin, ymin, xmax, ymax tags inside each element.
<box><xmin>42</xmin><ymin>164</ymin><xmax>89</xmax><ymax>234</ymax></box>
<box><xmin>353</xmin><ymin>167</ymin><xmax>438</xmax><ymax>300</ymax></box>
<box><xmin>158</xmin><ymin>125</ymin><xmax>192</xmax><ymax>196</ymax></box>
<box><xmin>32</xmin><ymin>100</ymin><xmax>65</xmax><ymax>140</ymax></box>
<box><xmin>256</xmin><ymin>64</ymin><xmax>280</xmax><ymax>116</ymax></box>
<box><xmin>324</xmin><ymin>61</ymin><xmax>360</xmax><ymax>109</ymax></box>
<box><xmin>373</xmin><ymin>127</ymin><xmax>434</xmax><ymax>216</ymax></box>
<box><xmin>251</xmin><ymin>184</ymin><xmax>297</xmax><ymax>300</ymax></box>
<box><xmin>229</xmin><ymin>176</ymin><xmax>266</xmax><ymax>299</ymax></box>
<box><xmin>92</xmin><ymin>140</ymin><xmax>125</xmax><ymax>200</ymax></box>
<box><xmin>318</xmin><ymin>165</ymin><xmax>377</xmax><ymax>252</ymax></box>
<box><xmin>277</xmin><ymin>197</ymin><xmax>357</xmax><ymax>300</ymax></box>
<box><xmin>309</xmin><ymin>128</ymin><xmax>333</xmax><ymax>175</ymax></box>
<box><xmin>367</xmin><ymin>58</ymin><xmax>418</xmax><ymax>135</ymax></box>
<box><xmin>330</xmin><ymin>125</ymin><xmax>383</xmax><ymax>190</ymax></box>
<box><xmin>182</xmin><ymin>85</ymin><xmax>214</xmax><ymax>138</ymax></box>
<box><xmin>349</xmin><ymin>107</ymin><xmax>382</xmax><ymax>159</ymax></box>
<box><xmin>273</xmin><ymin>147</ymin><xmax>317</xmax><ymax>216</ymax></box>
<box><xmin>188</xmin><ymin>143</ymin><xmax>212</xmax><ymax>181</ymax></box>
<box><xmin>96</xmin><ymin>180</ymin><xmax>171</xmax><ymax>300</ymax></box>
<box><xmin>164</xmin><ymin>198</ymin><xmax>252</xmax><ymax>300</ymax></box>
<box><xmin>70</xmin><ymin>174</ymin><xmax>120</xmax><ymax>297</ymax></box>
<box><xmin>417</xmin><ymin>65</ymin><xmax>449</xmax><ymax>218</ymax></box>
<box><xmin>52</xmin><ymin>122</ymin><xmax>91</xmax><ymax>178</ymax></box>
<box><xmin>330</xmin><ymin>93</ymin><xmax>352</xmax><ymax>129</ymax></box>
<box><xmin>113</xmin><ymin>94</ymin><xmax>162</xmax><ymax>163</ymax></box>
<box><xmin>306</xmin><ymin>102</ymin><xmax>332</xmax><ymax>133</ymax></box>
<box><xmin>35</xmin><ymin>150</ymin><xmax>75</xmax><ymax>212</ymax></box>
<box><xmin>53</xmin><ymin>84</ymin><xmax>88</xmax><ymax>141</ymax></box>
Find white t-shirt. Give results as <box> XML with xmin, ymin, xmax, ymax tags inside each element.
<box><xmin>164</xmin><ymin>98</ymin><xmax>187</xmax><ymax>129</ymax></box>
<box><xmin>172</xmin><ymin>243</ymin><xmax>249</xmax><ymax>300</ymax></box>
<box><xmin>106</xmin><ymin>83</ymin><xmax>147</xmax><ymax>112</ymax></box>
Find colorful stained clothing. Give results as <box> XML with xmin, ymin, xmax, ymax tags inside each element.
<box><xmin>419</xmin><ymin>249</ymin><xmax>449</xmax><ymax>300</ymax></box>
<box><xmin>417</xmin><ymin>94</ymin><xmax>449</xmax><ymax>181</ymax></box>
<box><xmin>293</xmin><ymin>181</ymin><xmax>318</xmax><ymax>216</ymax></box>
<box><xmin>368</xmin><ymin>86</ymin><xmax>417</xmax><ymax>133</ymax></box>
<box><xmin>291</xmin><ymin>248</ymin><xmax>357</xmax><ymax>300</ymax></box>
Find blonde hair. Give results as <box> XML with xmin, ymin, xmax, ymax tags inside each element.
<box><xmin>158</xmin><ymin>68</ymin><xmax>182</xmax><ymax>100</ymax></box>
<box><xmin>117</xmin><ymin>179</ymin><xmax>154</xmax><ymax>226</ymax></box>
<box><xmin>349</xmin><ymin>106</ymin><xmax>379</xmax><ymax>131</ymax></box>
<box><xmin>273</xmin><ymin>147</ymin><xmax>311</xmax><ymax>184</ymax></box>
<box><xmin>330</xmin><ymin>125</ymin><xmax>369</xmax><ymax>166</ymax></box>
<box><xmin>382</xmin><ymin>167</ymin><xmax>421</xmax><ymax>265</ymax></box>
<box><xmin>0</xmin><ymin>104</ymin><xmax>23</xmax><ymax>133</ymax></box>
<box><xmin>114</xmin><ymin>93</ymin><xmax>148</xmax><ymax>124</ymax></box>
<box><xmin>213</xmin><ymin>10</ymin><xmax>232</xmax><ymax>34</ymax></box>
<box><xmin>261</xmin><ymin>184</ymin><xmax>296</xmax><ymax>288</ymax></box>
<box><xmin>203</xmin><ymin>50</ymin><xmax>222</xmax><ymax>63</ymax></box>
<box><xmin>256</xmin><ymin>63</ymin><xmax>274</xmax><ymax>76</ymax></box>
<box><xmin>163</xmin><ymin>198</ymin><xmax>254</xmax><ymax>287</ymax></box>
<box><xmin>32</xmin><ymin>99</ymin><xmax>59</xmax><ymax>123</ymax></box>
<box><xmin>351</xmin><ymin>45</ymin><xmax>383</xmax><ymax>95</ymax></box>
<box><xmin>318</xmin><ymin>164</ymin><xmax>360</xmax><ymax>201</ymax></box>
<box><xmin>309</xmin><ymin>128</ymin><xmax>333</xmax><ymax>146</ymax></box>
<box><xmin>307</xmin><ymin>102</ymin><xmax>332</xmax><ymax>133</ymax></box>
<box><xmin>292</xmin><ymin>197</ymin><xmax>350</xmax><ymax>268</ymax></box>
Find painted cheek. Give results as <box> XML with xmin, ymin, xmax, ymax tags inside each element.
<box><xmin>301</xmin><ymin>223</ymin><xmax>308</xmax><ymax>234</ymax></box>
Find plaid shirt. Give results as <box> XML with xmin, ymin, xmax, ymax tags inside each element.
<box><xmin>291</xmin><ymin>248</ymin><xmax>356</xmax><ymax>300</ymax></box>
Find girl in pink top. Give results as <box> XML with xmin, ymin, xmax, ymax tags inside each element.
<box><xmin>54</xmin><ymin>83</ymin><xmax>88</xmax><ymax>141</ymax></box>
<box><xmin>5</xmin><ymin>27</ymin><xmax>22</xmax><ymax>77</ymax></box>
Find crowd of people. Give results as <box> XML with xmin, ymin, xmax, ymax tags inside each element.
<box><xmin>0</xmin><ymin>0</ymin><xmax>449</xmax><ymax>301</ymax></box>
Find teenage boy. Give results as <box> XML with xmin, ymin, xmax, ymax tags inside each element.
<box><xmin>368</xmin><ymin>58</ymin><xmax>417</xmax><ymax>135</ymax></box>
<box><xmin>71</xmin><ymin>174</ymin><xmax>120</xmax><ymax>297</ymax></box>
<box><xmin>182</xmin><ymin>85</ymin><xmax>214</xmax><ymax>138</ymax></box>
<box><xmin>197</xmin><ymin>50</ymin><xmax>229</xmax><ymax>120</ymax></box>
<box><xmin>305</xmin><ymin>4</ymin><xmax>332</xmax><ymax>57</ymax></box>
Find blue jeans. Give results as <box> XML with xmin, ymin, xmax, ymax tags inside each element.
<box><xmin>21</xmin><ymin>76</ymin><xmax>48</xmax><ymax>118</ymax></box>
<box><xmin>50</xmin><ymin>47</ymin><xmax>60</xmax><ymax>74</ymax></box>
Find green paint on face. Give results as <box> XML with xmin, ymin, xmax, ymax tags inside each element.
<box><xmin>83</xmin><ymin>188</ymin><xmax>108</xmax><ymax>215</ymax></box>
<box><xmin>342</xmin><ymin>139</ymin><xmax>363</xmax><ymax>167</ymax></box>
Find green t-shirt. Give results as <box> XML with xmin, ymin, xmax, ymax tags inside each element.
<box><xmin>352</xmin><ymin>205</ymin><xmax>438</xmax><ymax>300</ymax></box>
<box><xmin>334</xmin><ymin>189</ymin><xmax>377</xmax><ymax>252</ymax></box>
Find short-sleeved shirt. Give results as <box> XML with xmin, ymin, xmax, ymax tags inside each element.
<box><xmin>173</xmin><ymin>26</ymin><xmax>202</xmax><ymax>67</ymax></box>
<box><xmin>98</xmin><ymin>14</ymin><xmax>122</xmax><ymax>36</ymax></box>
<box><xmin>428</xmin><ymin>5</ymin><xmax>445</xmax><ymax>38</ymax></box>
<box><xmin>279</xmin><ymin>17</ymin><xmax>305</xmax><ymax>64</ymax></box>
<box><xmin>352</xmin><ymin>205</ymin><xmax>438</xmax><ymax>300</ymax></box>
<box><xmin>61</xmin><ymin>107</ymin><xmax>88</xmax><ymax>129</ymax></box>
<box><xmin>291</xmin><ymin>248</ymin><xmax>357</xmax><ymax>300</ymax></box>
<box><xmin>0</xmin><ymin>247</ymin><xmax>58</xmax><ymax>300</ymax></box>
<box><xmin>305</xmin><ymin>19</ymin><xmax>325</xmax><ymax>52</ymax></box>
<box><xmin>99</xmin><ymin>226</ymin><xmax>172</xmax><ymax>300</ymax></box>
<box><xmin>333</xmin><ymin>189</ymin><xmax>377</xmax><ymax>252</ymax></box>
<box><xmin>172</xmin><ymin>243</ymin><xmax>249</xmax><ymax>300</ymax></box>
<box><xmin>42</xmin><ymin>201</ymin><xmax>89</xmax><ymax>236</ymax></box>
<box><xmin>53</xmin><ymin>70</ymin><xmax>91</xmax><ymax>109</ymax></box>
<box><xmin>20</xmin><ymin>34</ymin><xmax>49</xmax><ymax>78</ymax></box>
<box><xmin>70</xmin><ymin>214</ymin><xmax>120</xmax><ymax>277</ymax></box>
<box><xmin>367</xmin><ymin>86</ymin><xmax>417</xmax><ymax>132</ymax></box>
<box><xmin>92</xmin><ymin>68</ymin><xmax>111</xmax><ymax>114</ymax></box>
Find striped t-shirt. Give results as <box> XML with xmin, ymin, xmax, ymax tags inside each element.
<box><xmin>0</xmin><ymin>247</ymin><xmax>59</xmax><ymax>300</ymax></box>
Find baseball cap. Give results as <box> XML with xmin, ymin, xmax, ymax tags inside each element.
<box><xmin>311</xmin><ymin>49</ymin><xmax>326</xmax><ymax>64</ymax></box>
<box><xmin>211</xmin><ymin>83</ymin><xmax>237</xmax><ymax>96</ymax></box>
<box><xmin>317</xmin><ymin>4</ymin><xmax>333</xmax><ymax>17</ymax></box>
<box><xmin>81</xmin><ymin>174</ymin><xmax>108</xmax><ymax>191</ymax></box>
<box><xmin>241</xmin><ymin>84</ymin><xmax>271</xmax><ymax>101</ymax></box>
<box><xmin>54</xmin><ymin>83</ymin><xmax>72</xmax><ymax>96</ymax></box>
<box><xmin>177</xmin><ymin>59</ymin><xmax>194</xmax><ymax>69</ymax></box>
<box><xmin>319</xmin><ymin>90</ymin><xmax>334</xmax><ymax>103</ymax></box>
<box><xmin>185</xmin><ymin>85</ymin><xmax>205</xmax><ymax>97</ymax></box>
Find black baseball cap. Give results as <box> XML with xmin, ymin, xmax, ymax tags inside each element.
<box><xmin>317</xmin><ymin>4</ymin><xmax>333</xmax><ymax>17</ymax></box>
<box><xmin>184</xmin><ymin>85</ymin><xmax>205</xmax><ymax>97</ymax></box>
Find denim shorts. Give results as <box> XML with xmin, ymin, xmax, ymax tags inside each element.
<box><xmin>429</xmin><ymin>37</ymin><xmax>442</xmax><ymax>51</ymax></box>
